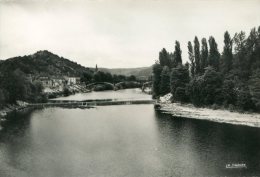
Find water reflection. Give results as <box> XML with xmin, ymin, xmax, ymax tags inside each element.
<box><xmin>155</xmin><ymin>111</ymin><xmax>260</xmax><ymax>176</ymax></box>
<box><xmin>0</xmin><ymin>103</ymin><xmax>260</xmax><ymax>176</ymax></box>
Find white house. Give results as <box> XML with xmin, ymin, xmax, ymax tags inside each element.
<box><xmin>65</xmin><ymin>77</ymin><xmax>81</xmax><ymax>85</ymax></box>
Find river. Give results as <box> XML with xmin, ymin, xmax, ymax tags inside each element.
<box><xmin>0</xmin><ymin>89</ymin><xmax>259</xmax><ymax>177</ymax></box>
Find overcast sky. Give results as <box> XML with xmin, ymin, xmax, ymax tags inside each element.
<box><xmin>0</xmin><ymin>0</ymin><xmax>260</xmax><ymax>68</ymax></box>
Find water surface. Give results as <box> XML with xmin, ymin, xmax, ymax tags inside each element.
<box><xmin>0</xmin><ymin>89</ymin><xmax>259</xmax><ymax>177</ymax></box>
<box><xmin>51</xmin><ymin>88</ymin><xmax>151</xmax><ymax>101</ymax></box>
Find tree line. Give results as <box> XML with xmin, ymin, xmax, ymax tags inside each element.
<box><xmin>153</xmin><ymin>26</ymin><xmax>260</xmax><ymax>112</ymax></box>
<box><xmin>81</xmin><ymin>70</ymin><xmax>137</xmax><ymax>84</ymax></box>
<box><xmin>0</xmin><ymin>68</ymin><xmax>137</xmax><ymax>108</ymax></box>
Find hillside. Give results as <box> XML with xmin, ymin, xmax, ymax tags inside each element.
<box><xmin>0</xmin><ymin>50</ymin><xmax>152</xmax><ymax>79</ymax></box>
<box><xmin>0</xmin><ymin>50</ymin><xmax>92</xmax><ymax>77</ymax></box>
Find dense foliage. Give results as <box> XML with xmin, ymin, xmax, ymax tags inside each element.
<box><xmin>81</xmin><ymin>70</ymin><xmax>137</xmax><ymax>84</ymax></box>
<box><xmin>152</xmin><ymin>26</ymin><xmax>260</xmax><ymax>112</ymax></box>
<box><xmin>0</xmin><ymin>69</ymin><xmax>47</xmax><ymax>108</ymax></box>
<box><xmin>0</xmin><ymin>50</ymin><xmax>92</xmax><ymax>77</ymax></box>
<box><xmin>100</xmin><ymin>67</ymin><xmax>152</xmax><ymax>78</ymax></box>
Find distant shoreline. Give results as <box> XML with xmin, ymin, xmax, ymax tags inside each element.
<box><xmin>0</xmin><ymin>88</ymin><xmax>146</xmax><ymax>120</ymax></box>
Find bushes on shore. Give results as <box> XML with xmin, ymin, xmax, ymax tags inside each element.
<box><xmin>115</xmin><ymin>81</ymin><xmax>141</xmax><ymax>90</ymax></box>
<box><xmin>93</xmin><ymin>84</ymin><xmax>114</xmax><ymax>91</ymax></box>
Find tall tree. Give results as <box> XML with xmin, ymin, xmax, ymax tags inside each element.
<box><xmin>188</xmin><ymin>67</ymin><xmax>223</xmax><ymax>106</ymax></box>
<box><xmin>188</xmin><ymin>41</ymin><xmax>195</xmax><ymax>77</ymax></box>
<box><xmin>194</xmin><ymin>36</ymin><xmax>201</xmax><ymax>74</ymax></box>
<box><xmin>81</xmin><ymin>71</ymin><xmax>93</xmax><ymax>84</ymax></box>
<box><xmin>1</xmin><ymin>69</ymin><xmax>29</xmax><ymax>103</ymax></box>
<box><xmin>159</xmin><ymin>48</ymin><xmax>170</xmax><ymax>67</ymax></box>
<box><xmin>246</xmin><ymin>27</ymin><xmax>259</xmax><ymax>73</ymax></box>
<box><xmin>222</xmin><ymin>31</ymin><xmax>233</xmax><ymax>74</ymax></box>
<box><xmin>152</xmin><ymin>63</ymin><xmax>163</xmax><ymax>98</ymax></box>
<box><xmin>255</xmin><ymin>26</ymin><xmax>260</xmax><ymax>69</ymax></box>
<box><xmin>160</xmin><ymin>66</ymin><xmax>171</xmax><ymax>95</ymax></box>
<box><xmin>170</xmin><ymin>65</ymin><xmax>190</xmax><ymax>102</ymax></box>
<box><xmin>208</xmin><ymin>36</ymin><xmax>220</xmax><ymax>71</ymax></box>
<box><xmin>249</xmin><ymin>69</ymin><xmax>260</xmax><ymax>111</ymax></box>
<box><xmin>201</xmin><ymin>38</ymin><xmax>208</xmax><ymax>72</ymax></box>
<box><xmin>172</xmin><ymin>41</ymin><xmax>182</xmax><ymax>67</ymax></box>
<box><xmin>221</xmin><ymin>79</ymin><xmax>236</xmax><ymax>106</ymax></box>
<box><xmin>236</xmin><ymin>86</ymin><xmax>254</xmax><ymax>111</ymax></box>
<box><xmin>233</xmin><ymin>31</ymin><xmax>247</xmax><ymax>80</ymax></box>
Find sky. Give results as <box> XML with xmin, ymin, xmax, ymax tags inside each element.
<box><xmin>0</xmin><ymin>0</ymin><xmax>260</xmax><ymax>68</ymax></box>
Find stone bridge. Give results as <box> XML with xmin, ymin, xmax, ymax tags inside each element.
<box><xmin>142</xmin><ymin>81</ymin><xmax>152</xmax><ymax>94</ymax></box>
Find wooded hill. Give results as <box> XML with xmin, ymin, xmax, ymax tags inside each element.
<box><xmin>0</xmin><ymin>50</ymin><xmax>95</xmax><ymax>106</ymax></box>
<box><xmin>0</xmin><ymin>50</ymin><xmax>152</xmax><ymax>78</ymax></box>
<box><xmin>0</xmin><ymin>50</ymin><xmax>93</xmax><ymax>77</ymax></box>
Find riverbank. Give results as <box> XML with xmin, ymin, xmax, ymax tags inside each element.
<box><xmin>0</xmin><ymin>85</ymin><xmax>89</xmax><ymax>118</ymax></box>
<box><xmin>158</xmin><ymin>94</ymin><xmax>260</xmax><ymax>128</ymax></box>
<box><xmin>0</xmin><ymin>101</ymin><xmax>30</xmax><ymax>118</ymax></box>
<box><xmin>0</xmin><ymin>101</ymin><xmax>32</xmax><ymax>130</ymax></box>
<box><xmin>45</xmin><ymin>84</ymin><xmax>90</xmax><ymax>99</ymax></box>
<box><xmin>0</xmin><ymin>86</ymin><xmax>89</xmax><ymax>120</ymax></box>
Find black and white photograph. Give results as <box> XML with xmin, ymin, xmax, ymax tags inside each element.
<box><xmin>0</xmin><ymin>0</ymin><xmax>260</xmax><ymax>176</ymax></box>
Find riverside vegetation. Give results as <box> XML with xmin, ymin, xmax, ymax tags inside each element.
<box><xmin>152</xmin><ymin>26</ymin><xmax>260</xmax><ymax>113</ymax></box>
<box><xmin>0</xmin><ymin>51</ymin><xmax>145</xmax><ymax>110</ymax></box>
<box><xmin>1</xmin><ymin>26</ymin><xmax>260</xmax><ymax>113</ymax></box>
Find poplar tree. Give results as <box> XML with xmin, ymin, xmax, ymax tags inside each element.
<box><xmin>233</xmin><ymin>31</ymin><xmax>247</xmax><ymax>79</ymax></box>
<box><xmin>188</xmin><ymin>41</ymin><xmax>195</xmax><ymax>77</ymax></box>
<box><xmin>169</xmin><ymin>52</ymin><xmax>174</xmax><ymax>68</ymax></box>
<box><xmin>256</xmin><ymin>26</ymin><xmax>260</xmax><ymax>69</ymax></box>
<box><xmin>170</xmin><ymin>65</ymin><xmax>189</xmax><ymax>102</ymax></box>
<box><xmin>194</xmin><ymin>36</ymin><xmax>201</xmax><ymax>74</ymax></box>
<box><xmin>201</xmin><ymin>38</ymin><xmax>208</xmax><ymax>72</ymax></box>
<box><xmin>160</xmin><ymin>66</ymin><xmax>171</xmax><ymax>95</ymax></box>
<box><xmin>222</xmin><ymin>31</ymin><xmax>233</xmax><ymax>73</ymax></box>
<box><xmin>173</xmin><ymin>41</ymin><xmax>182</xmax><ymax>67</ymax></box>
<box><xmin>208</xmin><ymin>36</ymin><xmax>220</xmax><ymax>71</ymax></box>
<box><xmin>152</xmin><ymin>63</ymin><xmax>163</xmax><ymax>97</ymax></box>
<box><xmin>246</xmin><ymin>28</ymin><xmax>259</xmax><ymax>73</ymax></box>
<box><xmin>249</xmin><ymin>69</ymin><xmax>260</xmax><ymax>110</ymax></box>
<box><xmin>159</xmin><ymin>48</ymin><xmax>170</xmax><ymax>67</ymax></box>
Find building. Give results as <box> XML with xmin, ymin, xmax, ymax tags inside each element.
<box><xmin>38</xmin><ymin>77</ymin><xmax>53</xmax><ymax>88</ymax></box>
<box><xmin>65</xmin><ymin>77</ymin><xmax>81</xmax><ymax>85</ymax></box>
<box><xmin>36</xmin><ymin>76</ymin><xmax>81</xmax><ymax>92</ymax></box>
<box><xmin>52</xmin><ymin>78</ymin><xmax>65</xmax><ymax>87</ymax></box>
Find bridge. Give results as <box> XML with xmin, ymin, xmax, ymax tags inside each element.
<box><xmin>142</xmin><ymin>81</ymin><xmax>152</xmax><ymax>94</ymax></box>
<box><xmin>28</xmin><ymin>99</ymin><xmax>155</xmax><ymax>109</ymax></box>
<box><xmin>86</xmin><ymin>81</ymin><xmax>143</xmax><ymax>91</ymax></box>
